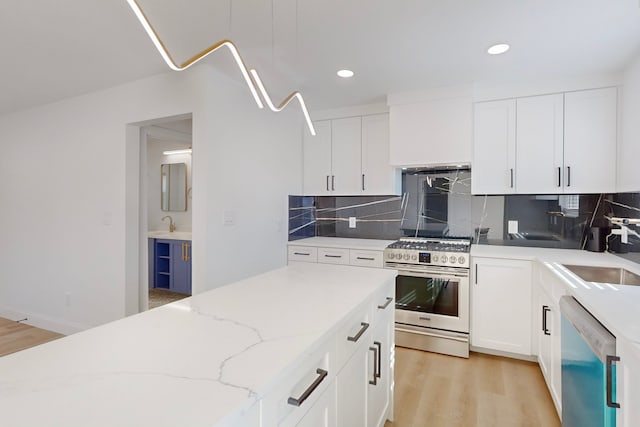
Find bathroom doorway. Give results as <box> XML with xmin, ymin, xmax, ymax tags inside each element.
<box><xmin>143</xmin><ymin>116</ymin><xmax>193</xmax><ymax>310</ymax></box>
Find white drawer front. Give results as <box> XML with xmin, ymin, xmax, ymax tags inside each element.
<box><xmin>288</xmin><ymin>246</ymin><xmax>318</xmax><ymax>263</ymax></box>
<box><xmin>335</xmin><ymin>304</ymin><xmax>373</xmax><ymax>369</ymax></box>
<box><xmin>349</xmin><ymin>250</ymin><xmax>383</xmax><ymax>268</ymax></box>
<box><xmin>317</xmin><ymin>247</ymin><xmax>350</xmax><ymax>265</ymax></box>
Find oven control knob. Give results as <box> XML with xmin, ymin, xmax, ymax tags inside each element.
<box><xmin>450</xmin><ymin>257</ymin><xmax>457</xmax><ymax>264</ymax></box>
<box><xmin>432</xmin><ymin>255</ymin><xmax>439</xmax><ymax>262</ymax></box>
<box><xmin>403</xmin><ymin>253</ymin><xmax>410</xmax><ymax>261</ymax></box>
<box><xmin>441</xmin><ymin>255</ymin><xmax>448</xmax><ymax>263</ymax></box>
<box><xmin>458</xmin><ymin>256</ymin><xmax>466</xmax><ymax>264</ymax></box>
<box><xmin>411</xmin><ymin>254</ymin><xmax>417</xmax><ymax>261</ymax></box>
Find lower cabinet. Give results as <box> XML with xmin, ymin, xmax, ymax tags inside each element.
<box><xmin>260</xmin><ymin>283</ymin><xmax>395</xmax><ymax>427</ymax></box>
<box><xmin>471</xmin><ymin>257</ymin><xmax>532</xmax><ymax>355</ymax></box>
<box><xmin>618</xmin><ymin>339</ymin><xmax>640</xmax><ymax>427</ymax></box>
<box><xmin>288</xmin><ymin>245</ymin><xmax>384</xmax><ymax>268</ymax></box>
<box><xmin>149</xmin><ymin>238</ymin><xmax>192</xmax><ymax>295</ymax></box>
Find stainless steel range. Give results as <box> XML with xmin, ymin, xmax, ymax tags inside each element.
<box><xmin>384</xmin><ymin>237</ymin><xmax>471</xmax><ymax>358</ymax></box>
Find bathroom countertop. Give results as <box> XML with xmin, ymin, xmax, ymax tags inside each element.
<box><xmin>148</xmin><ymin>230</ymin><xmax>192</xmax><ymax>240</ymax></box>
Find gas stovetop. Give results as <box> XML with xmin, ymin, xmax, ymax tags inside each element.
<box><xmin>384</xmin><ymin>237</ymin><xmax>471</xmax><ymax>268</ymax></box>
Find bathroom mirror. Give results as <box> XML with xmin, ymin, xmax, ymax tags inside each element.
<box><xmin>161</xmin><ymin>163</ymin><xmax>187</xmax><ymax>211</ymax></box>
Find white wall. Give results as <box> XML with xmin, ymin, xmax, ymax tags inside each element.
<box><xmin>619</xmin><ymin>53</ymin><xmax>640</xmax><ymax>192</ymax></box>
<box><xmin>0</xmin><ymin>64</ymin><xmax>302</xmax><ymax>334</ymax></box>
<box><xmin>147</xmin><ymin>139</ymin><xmax>193</xmax><ymax>232</ymax></box>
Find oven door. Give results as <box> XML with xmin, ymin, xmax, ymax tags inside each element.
<box><xmin>395</xmin><ymin>267</ymin><xmax>469</xmax><ymax>333</ymax></box>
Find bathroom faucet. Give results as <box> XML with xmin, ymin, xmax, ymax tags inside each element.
<box><xmin>161</xmin><ymin>215</ymin><xmax>175</xmax><ymax>232</ymax></box>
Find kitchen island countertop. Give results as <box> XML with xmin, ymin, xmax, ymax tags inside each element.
<box><xmin>0</xmin><ymin>263</ymin><xmax>396</xmax><ymax>427</ymax></box>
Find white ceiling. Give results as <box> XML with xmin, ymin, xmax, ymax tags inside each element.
<box><xmin>1</xmin><ymin>0</ymin><xmax>639</xmax><ymax>115</ymax></box>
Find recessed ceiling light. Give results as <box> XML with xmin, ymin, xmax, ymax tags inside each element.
<box><xmin>337</xmin><ymin>69</ymin><xmax>354</xmax><ymax>78</ymax></box>
<box><xmin>487</xmin><ymin>43</ymin><xmax>510</xmax><ymax>55</ymax></box>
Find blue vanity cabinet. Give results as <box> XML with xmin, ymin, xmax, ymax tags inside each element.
<box><xmin>149</xmin><ymin>239</ymin><xmax>192</xmax><ymax>295</ymax></box>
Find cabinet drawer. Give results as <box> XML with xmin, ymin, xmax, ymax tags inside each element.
<box><xmin>288</xmin><ymin>246</ymin><xmax>318</xmax><ymax>263</ymax></box>
<box><xmin>318</xmin><ymin>247</ymin><xmax>350</xmax><ymax>265</ymax></box>
<box><xmin>335</xmin><ymin>303</ymin><xmax>373</xmax><ymax>369</ymax></box>
<box><xmin>349</xmin><ymin>249</ymin><xmax>383</xmax><ymax>268</ymax></box>
<box><xmin>261</xmin><ymin>338</ymin><xmax>334</xmax><ymax>427</ymax></box>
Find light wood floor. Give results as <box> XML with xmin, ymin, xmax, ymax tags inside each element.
<box><xmin>385</xmin><ymin>347</ymin><xmax>560</xmax><ymax>427</ymax></box>
<box><xmin>0</xmin><ymin>317</ymin><xmax>63</xmax><ymax>357</ymax></box>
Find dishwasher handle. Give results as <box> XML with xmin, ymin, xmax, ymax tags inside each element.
<box><xmin>606</xmin><ymin>355</ymin><xmax>621</xmax><ymax>409</ymax></box>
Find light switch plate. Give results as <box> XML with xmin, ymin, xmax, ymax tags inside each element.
<box><xmin>349</xmin><ymin>217</ymin><xmax>357</xmax><ymax>228</ymax></box>
<box><xmin>508</xmin><ymin>220</ymin><xmax>518</xmax><ymax>234</ymax></box>
<box><xmin>223</xmin><ymin>211</ymin><xmax>235</xmax><ymax>226</ymax></box>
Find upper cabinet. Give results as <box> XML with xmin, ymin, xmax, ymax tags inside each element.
<box><xmin>303</xmin><ymin>114</ymin><xmax>400</xmax><ymax>196</ymax></box>
<box><xmin>389</xmin><ymin>97</ymin><xmax>472</xmax><ymax>166</ymax></box>
<box><xmin>472</xmin><ymin>87</ymin><xmax>617</xmax><ymax>195</ymax></box>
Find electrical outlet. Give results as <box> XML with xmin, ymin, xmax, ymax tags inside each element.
<box><xmin>508</xmin><ymin>220</ymin><xmax>519</xmax><ymax>234</ymax></box>
<box><xmin>349</xmin><ymin>217</ymin><xmax>357</xmax><ymax>228</ymax></box>
<box><xmin>223</xmin><ymin>211</ymin><xmax>235</xmax><ymax>226</ymax></box>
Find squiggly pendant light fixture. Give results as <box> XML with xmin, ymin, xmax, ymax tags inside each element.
<box><xmin>126</xmin><ymin>0</ymin><xmax>316</xmax><ymax>135</ymax></box>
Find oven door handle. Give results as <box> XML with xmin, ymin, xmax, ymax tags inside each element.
<box><xmin>395</xmin><ymin>327</ymin><xmax>468</xmax><ymax>343</ymax></box>
<box><xmin>399</xmin><ymin>270</ymin><xmax>469</xmax><ymax>279</ymax></box>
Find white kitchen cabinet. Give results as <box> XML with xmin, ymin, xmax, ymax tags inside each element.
<box><xmin>516</xmin><ymin>94</ymin><xmax>564</xmax><ymax>194</ymax></box>
<box><xmin>331</xmin><ymin>117</ymin><xmax>363</xmax><ymax>195</ymax></box>
<box><xmin>389</xmin><ymin>97</ymin><xmax>472</xmax><ymax>167</ymax></box>
<box><xmin>288</xmin><ymin>244</ymin><xmax>384</xmax><ymax>269</ymax></box>
<box><xmin>292</xmin><ymin>379</ymin><xmax>337</xmax><ymax>427</ymax></box>
<box><xmin>303</xmin><ymin>120</ymin><xmax>332</xmax><ymax>194</ymax></box>
<box><xmin>336</xmin><ymin>345</ymin><xmax>368</xmax><ymax>427</ymax></box>
<box><xmin>367</xmin><ymin>293</ymin><xmax>395</xmax><ymax>427</ymax></box>
<box><xmin>303</xmin><ymin>115</ymin><xmax>399</xmax><ymax>196</ymax></box>
<box><xmin>362</xmin><ymin>114</ymin><xmax>401</xmax><ymax>195</ymax></box>
<box><xmin>472</xmin><ymin>87</ymin><xmax>617</xmax><ymax>195</ymax></box>
<box><xmin>564</xmin><ymin>87</ymin><xmax>617</xmax><ymax>193</ymax></box>
<box><xmin>471</xmin><ymin>99</ymin><xmax>516</xmax><ymax>194</ymax></box>
<box><xmin>471</xmin><ymin>257</ymin><xmax>532</xmax><ymax>356</ymax></box>
<box><xmin>536</xmin><ymin>284</ymin><xmax>562</xmax><ymax>413</ymax></box>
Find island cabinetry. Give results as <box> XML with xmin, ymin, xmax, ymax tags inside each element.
<box><xmin>470</xmin><ymin>257</ymin><xmax>532</xmax><ymax>356</ymax></box>
<box><xmin>149</xmin><ymin>238</ymin><xmax>191</xmax><ymax>295</ymax></box>
<box><xmin>259</xmin><ymin>281</ymin><xmax>395</xmax><ymax>427</ymax></box>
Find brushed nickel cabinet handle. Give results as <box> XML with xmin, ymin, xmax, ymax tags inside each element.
<box><xmin>326</xmin><ymin>175</ymin><xmax>329</xmax><ymax>191</ymax></box>
<box><xmin>357</xmin><ymin>256</ymin><xmax>375</xmax><ymax>261</ymax></box>
<box><xmin>557</xmin><ymin>167</ymin><xmax>561</xmax><ymax>187</ymax></box>
<box><xmin>377</xmin><ymin>297</ymin><xmax>393</xmax><ymax>309</ymax></box>
<box><xmin>567</xmin><ymin>166</ymin><xmax>571</xmax><ymax>187</ymax></box>
<box><xmin>347</xmin><ymin>322</ymin><xmax>370</xmax><ymax>342</ymax></box>
<box><xmin>362</xmin><ymin>174</ymin><xmax>365</xmax><ymax>191</ymax></box>
<box><xmin>369</xmin><ymin>346</ymin><xmax>378</xmax><ymax>385</ymax></box>
<box><xmin>606</xmin><ymin>355</ymin><xmax>620</xmax><ymax>409</ymax></box>
<box><xmin>374</xmin><ymin>341</ymin><xmax>382</xmax><ymax>379</ymax></box>
<box><xmin>331</xmin><ymin>175</ymin><xmax>335</xmax><ymax>191</ymax></box>
<box><xmin>293</xmin><ymin>252</ymin><xmax>311</xmax><ymax>256</ymax></box>
<box><xmin>287</xmin><ymin>368</ymin><xmax>328</xmax><ymax>407</ymax></box>
<box><xmin>510</xmin><ymin>168</ymin><xmax>514</xmax><ymax>188</ymax></box>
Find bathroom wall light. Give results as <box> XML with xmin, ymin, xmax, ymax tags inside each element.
<box><xmin>125</xmin><ymin>0</ymin><xmax>316</xmax><ymax>136</ymax></box>
<box><xmin>163</xmin><ymin>148</ymin><xmax>192</xmax><ymax>155</ymax></box>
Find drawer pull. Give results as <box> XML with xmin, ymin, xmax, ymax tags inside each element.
<box><xmin>606</xmin><ymin>355</ymin><xmax>620</xmax><ymax>409</ymax></box>
<box><xmin>357</xmin><ymin>256</ymin><xmax>375</xmax><ymax>261</ymax></box>
<box><xmin>374</xmin><ymin>341</ymin><xmax>382</xmax><ymax>380</ymax></box>
<box><xmin>377</xmin><ymin>297</ymin><xmax>393</xmax><ymax>310</ymax></box>
<box><xmin>369</xmin><ymin>345</ymin><xmax>379</xmax><ymax>385</ymax></box>
<box><xmin>293</xmin><ymin>252</ymin><xmax>311</xmax><ymax>256</ymax></box>
<box><xmin>287</xmin><ymin>368</ymin><xmax>328</xmax><ymax>407</ymax></box>
<box><xmin>324</xmin><ymin>254</ymin><xmax>343</xmax><ymax>258</ymax></box>
<box><xmin>347</xmin><ymin>322</ymin><xmax>370</xmax><ymax>342</ymax></box>
<box><xmin>542</xmin><ymin>305</ymin><xmax>551</xmax><ymax>336</ymax></box>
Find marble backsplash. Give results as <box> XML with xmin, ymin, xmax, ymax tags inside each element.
<box><xmin>289</xmin><ymin>170</ymin><xmax>640</xmax><ymax>255</ymax></box>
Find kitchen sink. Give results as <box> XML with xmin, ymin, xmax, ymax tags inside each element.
<box><xmin>563</xmin><ymin>264</ymin><xmax>640</xmax><ymax>286</ymax></box>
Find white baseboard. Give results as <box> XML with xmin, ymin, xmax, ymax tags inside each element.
<box><xmin>470</xmin><ymin>345</ymin><xmax>537</xmax><ymax>363</ymax></box>
<box><xmin>0</xmin><ymin>305</ymin><xmax>89</xmax><ymax>335</ymax></box>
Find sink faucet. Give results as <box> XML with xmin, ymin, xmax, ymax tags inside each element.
<box><xmin>161</xmin><ymin>215</ymin><xmax>175</xmax><ymax>232</ymax></box>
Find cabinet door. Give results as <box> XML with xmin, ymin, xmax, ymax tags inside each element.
<box><xmin>367</xmin><ymin>306</ymin><xmax>393</xmax><ymax>427</ymax></box>
<box><xmin>331</xmin><ymin>117</ymin><xmax>362</xmax><ymax>195</ymax></box>
<box><xmin>537</xmin><ymin>289</ymin><xmax>553</xmax><ymax>393</ymax></box>
<box><xmin>564</xmin><ymin>87</ymin><xmax>617</xmax><ymax>193</ymax></box>
<box><xmin>516</xmin><ymin>94</ymin><xmax>564</xmax><ymax>193</ymax></box>
<box><xmin>618</xmin><ymin>340</ymin><xmax>640</xmax><ymax>427</ymax></box>
<box><xmin>295</xmin><ymin>379</ymin><xmax>337</xmax><ymax>427</ymax></box>
<box><xmin>336</xmin><ymin>345</ymin><xmax>368</xmax><ymax>427</ymax></box>
<box><xmin>303</xmin><ymin>120</ymin><xmax>332</xmax><ymax>195</ymax></box>
<box><xmin>471</xmin><ymin>257</ymin><xmax>532</xmax><ymax>355</ymax></box>
<box><xmin>171</xmin><ymin>240</ymin><xmax>191</xmax><ymax>295</ymax></box>
<box><xmin>472</xmin><ymin>99</ymin><xmax>516</xmax><ymax>194</ymax></box>
<box><xmin>362</xmin><ymin>114</ymin><xmax>399</xmax><ymax>195</ymax></box>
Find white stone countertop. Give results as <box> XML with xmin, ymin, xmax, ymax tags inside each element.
<box><xmin>471</xmin><ymin>244</ymin><xmax>640</xmax><ymax>344</ymax></box>
<box><xmin>148</xmin><ymin>230</ymin><xmax>192</xmax><ymax>240</ymax></box>
<box><xmin>288</xmin><ymin>237</ymin><xmax>395</xmax><ymax>251</ymax></box>
<box><xmin>0</xmin><ymin>263</ymin><xmax>396</xmax><ymax>427</ymax></box>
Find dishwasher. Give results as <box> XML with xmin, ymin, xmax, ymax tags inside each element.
<box><xmin>560</xmin><ymin>296</ymin><xmax>620</xmax><ymax>427</ymax></box>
